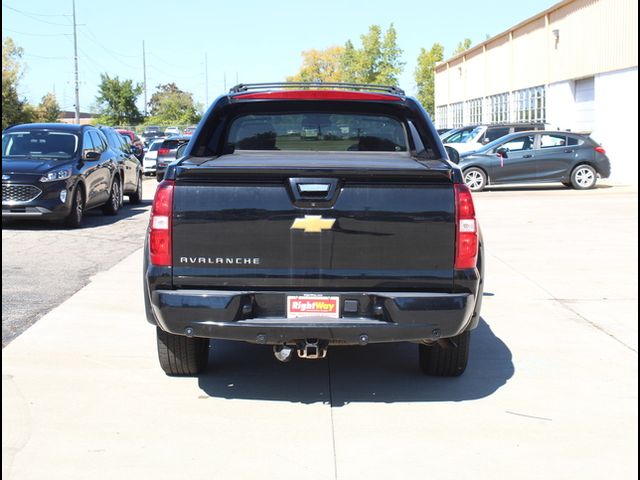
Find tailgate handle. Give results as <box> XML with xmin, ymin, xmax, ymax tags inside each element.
<box><xmin>288</xmin><ymin>177</ymin><xmax>340</xmax><ymax>205</ymax></box>
<box><xmin>298</xmin><ymin>184</ymin><xmax>330</xmax><ymax>194</ymax></box>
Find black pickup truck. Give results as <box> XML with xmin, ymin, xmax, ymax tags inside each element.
<box><xmin>143</xmin><ymin>83</ymin><xmax>484</xmax><ymax>377</ymax></box>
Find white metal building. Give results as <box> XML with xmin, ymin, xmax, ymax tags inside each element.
<box><xmin>434</xmin><ymin>0</ymin><xmax>638</xmax><ymax>182</ymax></box>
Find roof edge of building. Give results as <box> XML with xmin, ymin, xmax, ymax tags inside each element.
<box><xmin>436</xmin><ymin>0</ymin><xmax>576</xmax><ymax>71</ymax></box>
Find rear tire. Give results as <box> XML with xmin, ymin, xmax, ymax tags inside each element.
<box><xmin>129</xmin><ymin>174</ymin><xmax>142</xmax><ymax>204</ymax></box>
<box><xmin>156</xmin><ymin>172</ymin><xmax>164</xmax><ymax>182</ymax></box>
<box><xmin>156</xmin><ymin>328</ymin><xmax>209</xmax><ymax>376</ymax></box>
<box><xmin>463</xmin><ymin>168</ymin><xmax>487</xmax><ymax>192</ymax></box>
<box><xmin>571</xmin><ymin>164</ymin><xmax>597</xmax><ymax>189</ymax></box>
<box><xmin>419</xmin><ymin>330</ymin><xmax>470</xmax><ymax>377</ymax></box>
<box><xmin>102</xmin><ymin>177</ymin><xmax>121</xmax><ymax>215</ymax></box>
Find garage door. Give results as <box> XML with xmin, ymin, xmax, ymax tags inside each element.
<box><xmin>574</xmin><ymin>77</ymin><xmax>595</xmax><ymax>132</ymax></box>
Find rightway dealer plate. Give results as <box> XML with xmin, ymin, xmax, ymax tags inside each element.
<box><xmin>286</xmin><ymin>296</ymin><xmax>340</xmax><ymax>319</ymax></box>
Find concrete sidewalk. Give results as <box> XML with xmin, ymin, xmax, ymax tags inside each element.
<box><xmin>2</xmin><ymin>187</ymin><xmax>638</xmax><ymax>480</ymax></box>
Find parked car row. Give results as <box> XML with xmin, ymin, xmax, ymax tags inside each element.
<box><xmin>439</xmin><ymin>124</ymin><xmax>610</xmax><ymax>191</ymax></box>
<box><xmin>455</xmin><ymin>130</ymin><xmax>610</xmax><ymax>191</ymax></box>
<box><xmin>2</xmin><ymin>123</ymin><xmax>143</xmax><ymax>228</ymax></box>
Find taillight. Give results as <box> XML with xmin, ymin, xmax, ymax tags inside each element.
<box><xmin>454</xmin><ymin>184</ymin><xmax>479</xmax><ymax>270</ymax></box>
<box><xmin>149</xmin><ymin>180</ymin><xmax>175</xmax><ymax>266</ymax></box>
<box><xmin>595</xmin><ymin>146</ymin><xmax>606</xmax><ymax>154</ymax></box>
<box><xmin>158</xmin><ymin>148</ymin><xmax>170</xmax><ymax>155</ymax></box>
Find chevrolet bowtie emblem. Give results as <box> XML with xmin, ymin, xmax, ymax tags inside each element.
<box><xmin>290</xmin><ymin>215</ymin><xmax>336</xmax><ymax>233</ymax></box>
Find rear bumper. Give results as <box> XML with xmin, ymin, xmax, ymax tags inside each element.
<box><xmin>149</xmin><ymin>289</ymin><xmax>476</xmax><ymax>345</ymax></box>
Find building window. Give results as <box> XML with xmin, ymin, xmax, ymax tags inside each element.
<box><xmin>436</xmin><ymin>105</ymin><xmax>448</xmax><ymax>129</ymax></box>
<box><xmin>516</xmin><ymin>86</ymin><xmax>545</xmax><ymax>123</ymax></box>
<box><xmin>466</xmin><ymin>98</ymin><xmax>483</xmax><ymax>124</ymax></box>
<box><xmin>451</xmin><ymin>102</ymin><xmax>463</xmax><ymax>128</ymax></box>
<box><xmin>489</xmin><ymin>93</ymin><xmax>509</xmax><ymax>123</ymax></box>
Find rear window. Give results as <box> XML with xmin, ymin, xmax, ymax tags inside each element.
<box><xmin>162</xmin><ymin>140</ymin><xmax>180</xmax><ymax>150</ymax></box>
<box><xmin>2</xmin><ymin>130</ymin><xmax>79</xmax><ymax>159</ymax></box>
<box><xmin>226</xmin><ymin>113</ymin><xmax>407</xmax><ymax>152</ymax></box>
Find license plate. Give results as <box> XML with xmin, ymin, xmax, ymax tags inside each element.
<box><xmin>287</xmin><ymin>295</ymin><xmax>339</xmax><ymax>319</ymax></box>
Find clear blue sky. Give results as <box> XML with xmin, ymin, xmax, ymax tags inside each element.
<box><xmin>3</xmin><ymin>0</ymin><xmax>557</xmax><ymax>114</ymax></box>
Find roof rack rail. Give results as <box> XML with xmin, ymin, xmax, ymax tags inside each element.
<box><xmin>229</xmin><ymin>82</ymin><xmax>405</xmax><ymax>96</ymax></box>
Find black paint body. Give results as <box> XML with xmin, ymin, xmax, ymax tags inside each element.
<box><xmin>144</xmin><ymin>94</ymin><xmax>484</xmax><ymax>345</ymax></box>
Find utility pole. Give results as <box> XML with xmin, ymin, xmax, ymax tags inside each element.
<box><xmin>224</xmin><ymin>72</ymin><xmax>227</xmax><ymax>92</ymax></box>
<box><xmin>142</xmin><ymin>40</ymin><xmax>147</xmax><ymax>116</ymax></box>
<box><xmin>72</xmin><ymin>0</ymin><xmax>80</xmax><ymax>123</ymax></box>
<box><xmin>204</xmin><ymin>53</ymin><xmax>208</xmax><ymax>105</ymax></box>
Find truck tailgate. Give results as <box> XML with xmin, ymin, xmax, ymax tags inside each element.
<box><xmin>171</xmin><ymin>152</ymin><xmax>455</xmax><ymax>291</ymax></box>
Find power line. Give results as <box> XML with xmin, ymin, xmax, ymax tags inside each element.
<box><xmin>2</xmin><ymin>3</ymin><xmax>71</xmax><ymax>26</ymax></box>
<box><xmin>79</xmin><ymin>26</ymin><xmax>140</xmax><ymax>59</ymax></box>
<box><xmin>23</xmin><ymin>53</ymin><xmax>68</xmax><ymax>60</ymax></box>
<box><xmin>3</xmin><ymin>27</ymin><xmax>69</xmax><ymax>37</ymax></box>
<box><xmin>1</xmin><ymin>2</ymin><xmax>68</xmax><ymax>16</ymax></box>
<box><xmin>78</xmin><ymin>27</ymin><xmax>138</xmax><ymax>69</ymax></box>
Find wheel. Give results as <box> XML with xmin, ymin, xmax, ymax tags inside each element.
<box><xmin>156</xmin><ymin>172</ymin><xmax>164</xmax><ymax>182</ymax></box>
<box><xmin>419</xmin><ymin>330</ymin><xmax>470</xmax><ymax>377</ymax></box>
<box><xmin>463</xmin><ymin>168</ymin><xmax>487</xmax><ymax>192</ymax></box>
<box><xmin>571</xmin><ymin>164</ymin><xmax>597</xmax><ymax>189</ymax></box>
<box><xmin>129</xmin><ymin>174</ymin><xmax>142</xmax><ymax>204</ymax></box>
<box><xmin>102</xmin><ymin>177</ymin><xmax>121</xmax><ymax>215</ymax></box>
<box><xmin>156</xmin><ymin>327</ymin><xmax>209</xmax><ymax>376</ymax></box>
<box><xmin>65</xmin><ymin>186</ymin><xmax>84</xmax><ymax>228</ymax></box>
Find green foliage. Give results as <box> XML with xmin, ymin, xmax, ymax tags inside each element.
<box><xmin>2</xmin><ymin>37</ymin><xmax>31</xmax><ymax>129</ymax></box>
<box><xmin>414</xmin><ymin>43</ymin><xmax>444</xmax><ymax>116</ymax></box>
<box><xmin>95</xmin><ymin>73</ymin><xmax>143</xmax><ymax>125</ymax></box>
<box><xmin>288</xmin><ymin>24</ymin><xmax>404</xmax><ymax>87</ymax></box>
<box><xmin>378</xmin><ymin>24</ymin><xmax>404</xmax><ymax>86</ymax></box>
<box><xmin>339</xmin><ymin>40</ymin><xmax>358</xmax><ymax>83</ymax></box>
<box><xmin>34</xmin><ymin>92</ymin><xmax>61</xmax><ymax>122</ymax></box>
<box><xmin>146</xmin><ymin>83</ymin><xmax>201</xmax><ymax>125</ymax></box>
<box><xmin>454</xmin><ymin>38</ymin><xmax>473</xmax><ymax>55</ymax></box>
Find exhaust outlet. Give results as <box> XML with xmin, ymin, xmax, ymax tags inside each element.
<box><xmin>273</xmin><ymin>345</ymin><xmax>294</xmax><ymax>362</ymax></box>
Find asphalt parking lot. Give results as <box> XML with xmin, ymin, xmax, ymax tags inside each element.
<box><xmin>1</xmin><ymin>177</ymin><xmax>156</xmax><ymax>347</ymax></box>
<box><xmin>2</xmin><ymin>182</ymin><xmax>638</xmax><ymax>479</ymax></box>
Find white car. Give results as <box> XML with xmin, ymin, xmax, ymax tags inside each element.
<box><xmin>143</xmin><ymin>139</ymin><xmax>163</xmax><ymax>175</ymax></box>
<box><xmin>164</xmin><ymin>126</ymin><xmax>182</xmax><ymax>136</ymax></box>
<box><xmin>441</xmin><ymin>123</ymin><xmax>548</xmax><ymax>154</ymax></box>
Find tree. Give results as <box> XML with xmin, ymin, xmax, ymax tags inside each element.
<box><xmin>415</xmin><ymin>43</ymin><xmax>444</xmax><ymax>116</ymax></box>
<box><xmin>378</xmin><ymin>24</ymin><xmax>405</xmax><ymax>86</ymax></box>
<box><xmin>286</xmin><ymin>46</ymin><xmax>345</xmax><ymax>83</ymax></box>
<box><xmin>147</xmin><ymin>83</ymin><xmax>201</xmax><ymax>125</ymax></box>
<box><xmin>339</xmin><ymin>40</ymin><xmax>359</xmax><ymax>83</ymax></box>
<box><xmin>454</xmin><ymin>38</ymin><xmax>473</xmax><ymax>55</ymax></box>
<box><xmin>356</xmin><ymin>25</ymin><xmax>383</xmax><ymax>83</ymax></box>
<box><xmin>288</xmin><ymin>24</ymin><xmax>404</xmax><ymax>87</ymax></box>
<box><xmin>95</xmin><ymin>74</ymin><xmax>143</xmax><ymax>125</ymax></box>
<box><xmin>2</xmin><ymin>37</ymin><xmax>31</xmax><ymax>129</ymax></box>
<box><xmin>35</xmin><ymin>92</ymin><xmax>60</xmax><ymax>122</ymax></box>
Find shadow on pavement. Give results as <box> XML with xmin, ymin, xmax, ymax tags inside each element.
<box><xmin>198</xmin><ymin>318</ymin><xmax>513</xmax><ymax>406</ymax></box>
<box><xmin>1</xmin><ymin>200</ymin><xmax>151</xmax><ymax>231</ymax></box>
